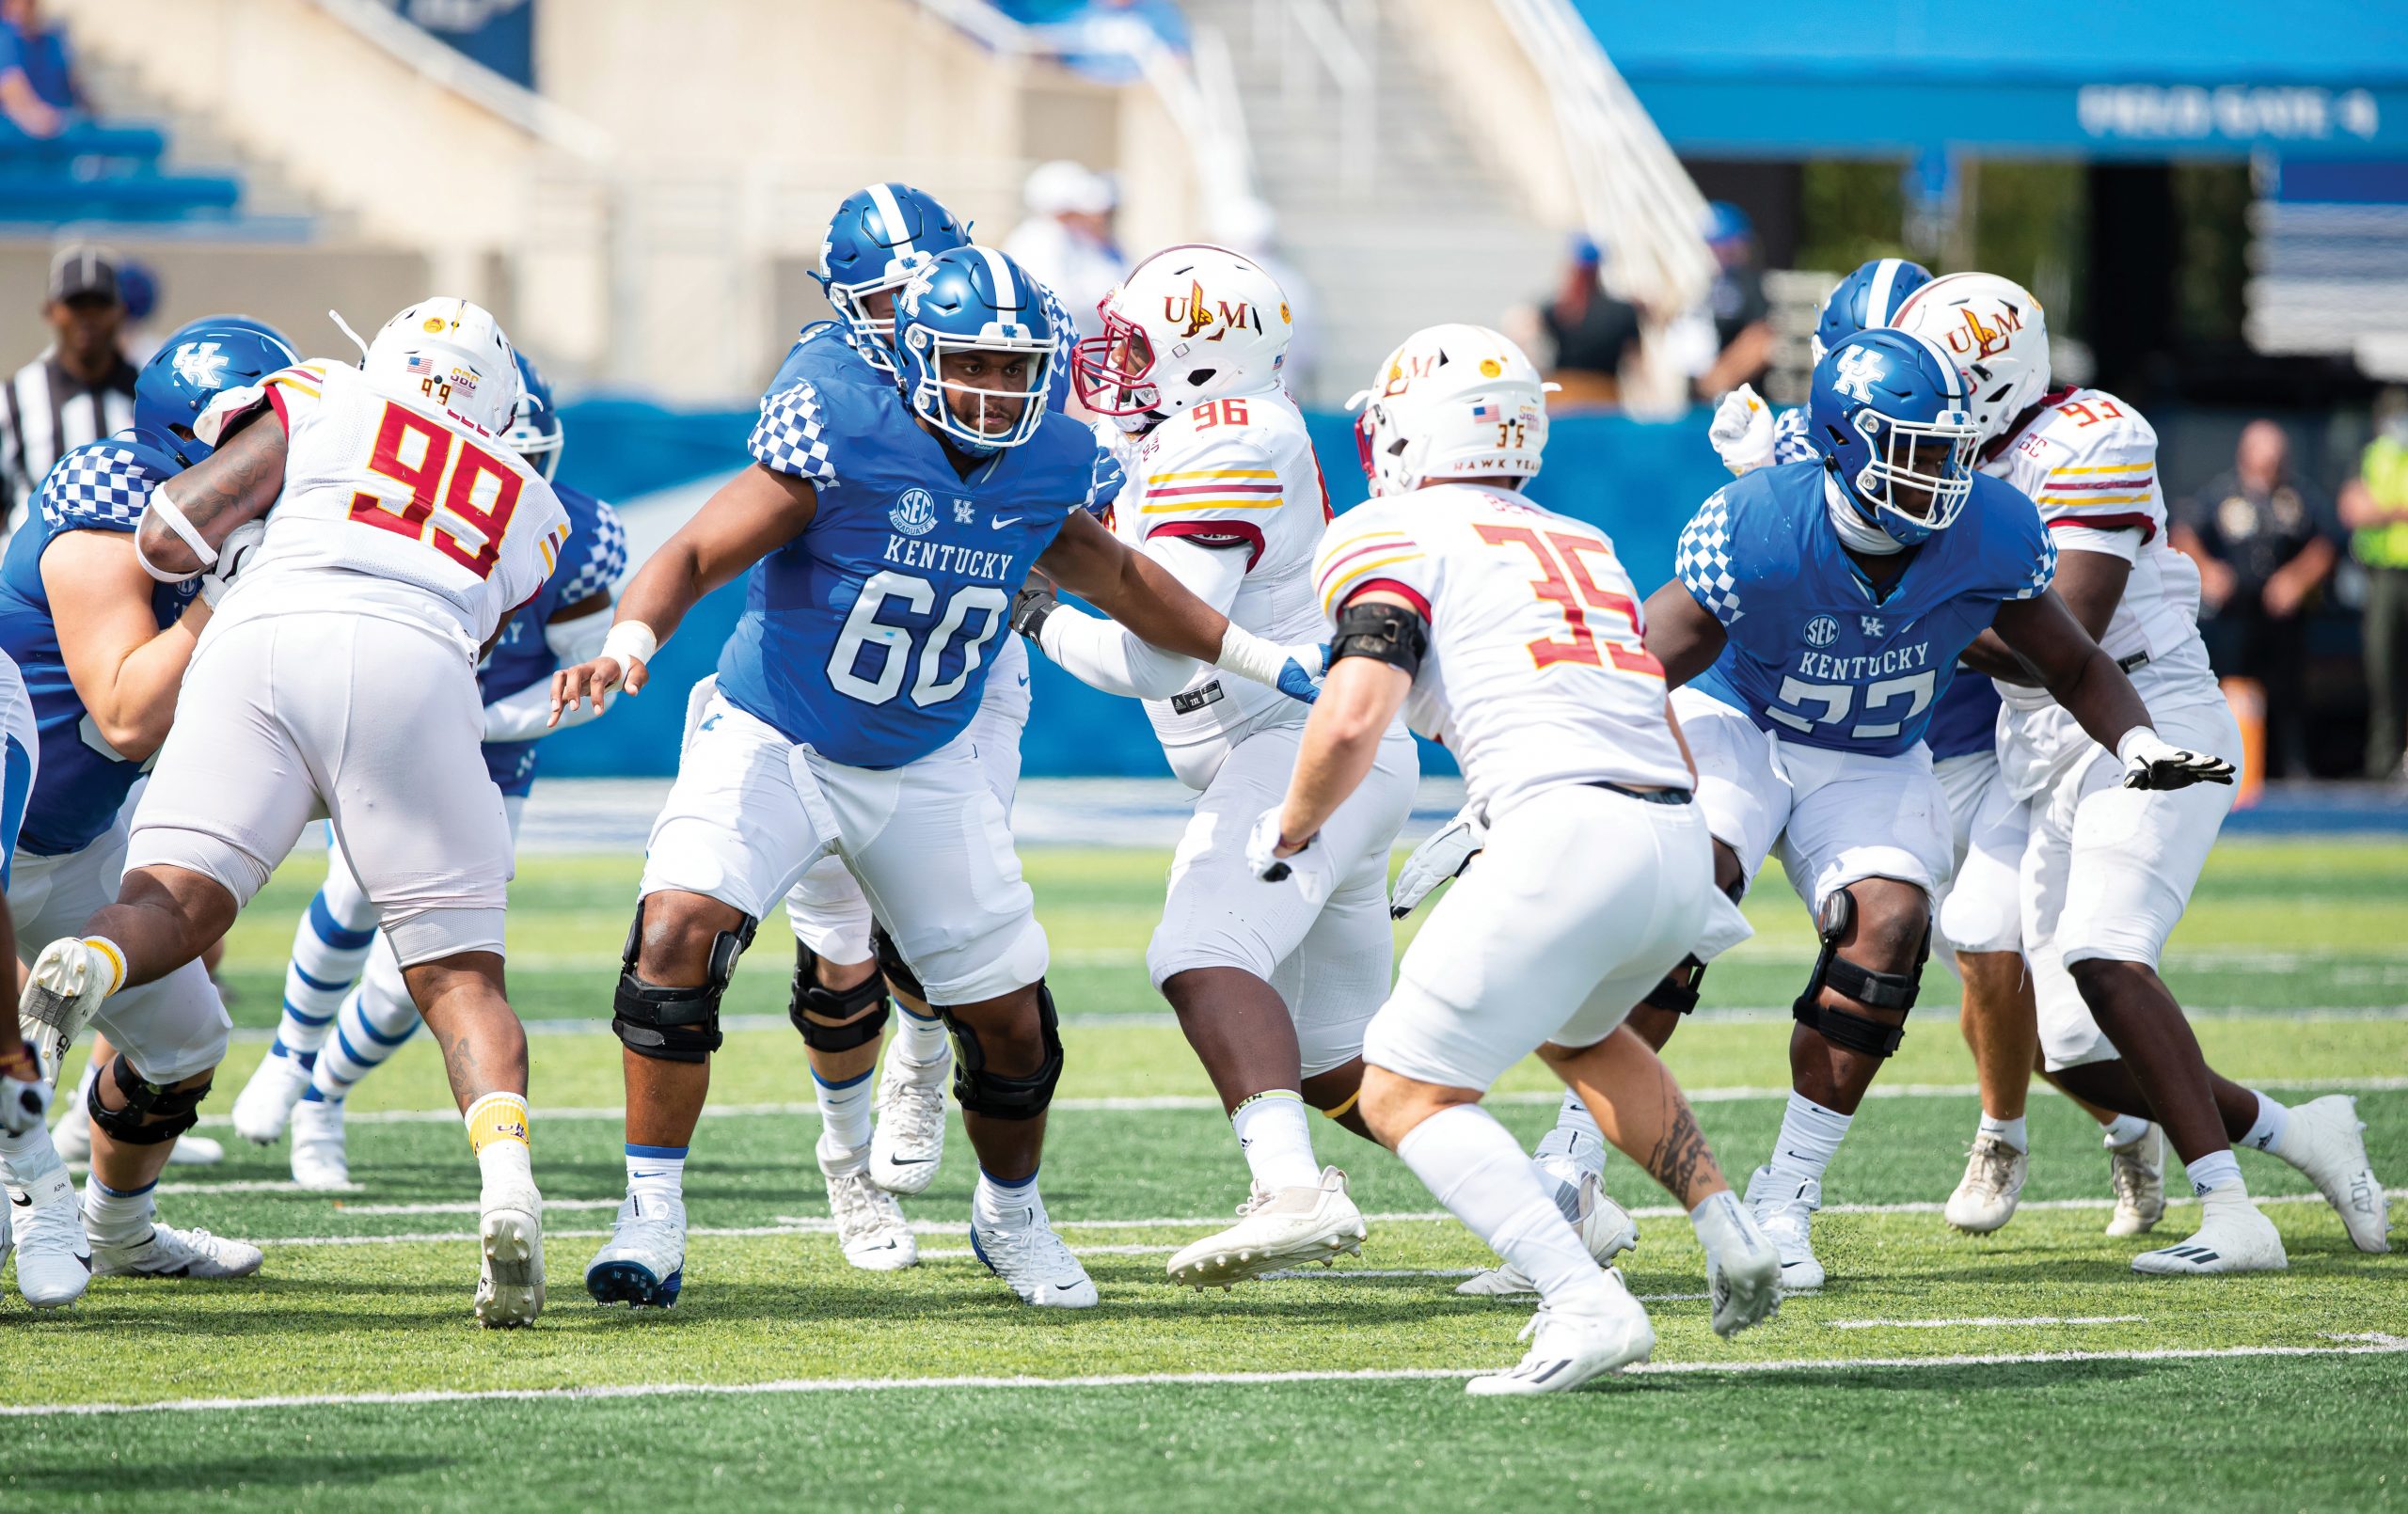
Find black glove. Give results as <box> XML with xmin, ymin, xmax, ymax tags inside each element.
<box><xmin>1011</xmin><ymin>580</ymin><xmax>1059</xmax><ymax>642</ymax></box>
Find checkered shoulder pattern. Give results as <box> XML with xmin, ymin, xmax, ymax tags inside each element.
<box><xmin>556</xmin><ymin>498</ymin><xmax>627</xmax><ymax>607</ymax></box>
<box><xmin>1771</xmin><ymin>406</ymin><xmax>1815</xmax><ymax>465</ymax></box>
<box><xmin>2008</xmin><ymin>520</ymin><xmax>2057</xmax><ymax>601</ymax></box>
<box><xmin>39</xmin><ymin>441</ymin><xmax>152</xmax><ymax>532</ymax></box>
<box><xmin>1673</xmin><ymin>491</ymin><xmax>1744</xmax><ymax>625</ymax></box>
<box><xmin>750</xmin><ymin>380</ymin><xmax>836</xmax><ymax>485</ymax></box>
<box><xmin>1085</xmin><ymin>441</ymin><xmax>1126</xmax><ymax>515</ymax></box>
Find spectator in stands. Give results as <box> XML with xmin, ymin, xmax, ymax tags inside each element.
<box><xmin>2341</xmin><ymin>386</ymin><xmax>2408</xmax><ymax>781</ymax></box>
<box><xmin>2174</xmin><ymin>419</ymin><xmax>2340</xmax><ymax>788</ymax></box>
<box><xmin>1682</xmin><ymin>201</ymin><xmax>1773</xmax><ymax>402</ymax></box>
<box><xmin>0</xmin><ymin>0</ymin><xmax>79</xmax><ymax>139</ymax></box>
<box><xmin>1004</xmin><ymin>161</ymin><xmax>1126</xmax><ymax>344</ymax></box>
<box><xmin>1514</xmin><ymin>233</ymin><xmax>1640</xmax><ymax>410</ymax></box>
<box><xmin>1212</xmin><ymin>196</ymin><xmax>1314</xmax><ymax>395</ymax></box>
<box><xmin>0</xmin><ymin>245</ymin><xmax>135</xmax><ymax>540</ymax></box>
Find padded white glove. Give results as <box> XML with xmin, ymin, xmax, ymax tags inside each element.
<box><xmin>1389</xmin><ymin>808</ymin><xmax>1486</xmax><ymax>919</ymax></box>
<box><xmin>198</xmin><ymin>519</ymin><xmax>267</xmax><ymax>607</ymax></box>
<box><xmin>1707</xmin><ymin>384</ymin><xmax>1778</xmax><ymax>476</ymax></box>
<box><xmin>2117</xmin><ymin>727</ymin><xmax>2236</xmax><ymax>791</ymax></box>
<box><xmin>1245</xmin><ymin>806</ymin><xmax>1307</xmax><ymax>882</ymax></box>
<box><xmin>1</xmin><ymin>1044</ymin><xmax>52</xmax><ymax>1136</ymax></box>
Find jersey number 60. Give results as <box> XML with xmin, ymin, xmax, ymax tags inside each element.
<box><xmin>828</xmin><ymin>570</ymin><xmax>1010</xmax><ymax>707</ymax></box>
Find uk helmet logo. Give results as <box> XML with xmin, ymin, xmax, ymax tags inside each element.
<box><xmin>890</xmin><ymin>487</ymin><xmax>939</xmax><ymax>537</ymax></box>
<box><xmin>1830</xmin><ymin>347</ymin><xmax>1885</xmax><ymax>403</ymax></box>
<box><xmin>170</xmin><ymin>341</ymin><xmax>229</xmax><ymax>390</ymax></box>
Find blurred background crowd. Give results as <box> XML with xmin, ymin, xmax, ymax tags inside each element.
<box><xmin>3</xmin><ymin>0</ymin><xmax>2405</xmax><ymax>796</ymax></box>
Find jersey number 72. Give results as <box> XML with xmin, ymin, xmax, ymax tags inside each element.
<box><xmin>348</xmin><ymin>402</ymin><xmax>524</xmax><ymax>579</ymax></box>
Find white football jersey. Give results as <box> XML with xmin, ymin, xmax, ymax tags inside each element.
<box><xmin>1983</xmin><ymin>387</ymin><xmax>2221</xmax><ymax>791</ymax></box>
<box><xmin>1314</xmin><ymin>483</ymin><xmax>1690</xmax><ymax>819</ymax></box>
<box><xmin>1101</xmin><ymin>387</ymin><xmax>1331</xmax><ymax>770</ymax></box>
<box><xmin>201</xmin><ymin>360</ymin><xmax>571</xmax><ymax>651</ymax></box>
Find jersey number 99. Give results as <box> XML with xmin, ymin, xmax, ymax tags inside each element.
<box><xmin>828</xmin><ymin>571</ymin><xmax>1010</xmax><ymax>707</ymax></box>
<box><xmin>348</xmin><ymin>402</ymin><xmax>524</xmax><ymax>579</ymax></box>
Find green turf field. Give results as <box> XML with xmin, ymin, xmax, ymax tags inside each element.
<box><xmin>4</xmin><ymin>838</ymin><xmax>2404</xmax><ymax>1512</ymax></box>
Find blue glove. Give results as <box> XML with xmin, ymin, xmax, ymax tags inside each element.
<box><xmin>1274</xmin><ymin>642</ymin><xmax>1330</xmax><ymax>705</ymax></box>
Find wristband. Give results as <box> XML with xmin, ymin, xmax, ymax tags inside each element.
<box><xmin>2114</xmin><ymin>727</ymin><xmax>2158</xmax><ymax>765</ymax></box>
<box><xmin>1212</xmin><ymin>624</ymin><xmax>1284</xmax><ymax>687</ymax></box>
<box><xmin>601</xmin><ymin>620</ymin><xmax>658</xmax><ymax>676</ymax></box>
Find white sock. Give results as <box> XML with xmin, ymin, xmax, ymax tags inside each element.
<box><xmin>1231</xmin><ymin>1090</ymin><xmax>1320</xmax><ymax>1192</ymax></box>
<box><xmin>83</xmin><ymin>1175</ymin><xmax>156</xmax><ymax>1245</ymax></box>
<box><xmin>815</xmin><ymin>1065</ymin><xmax>876</xmax><ymax>1153</ymax></box>
<box><xmin>2100</xmin><ymin>1112</ymin><xmax>2152</xmax><ymax>1147</ymax></box>
<box><xmin>1398</xmin><ymin>1104</ymin><xmax>1612</xmax><ymax>1309</ymax></box>
<box><xmin>2239</xmin><ymin>1091</ymin><xmax>2290</xmax><ymax>1154</ymax></box>
<box><xmin>63</xmin><ymin>1059</ymin><xmax>99</xmax><ymax>1130</ymax></box>
<box><xmin>2186</xmin><ymin>1148</ymin><xmax>2243</xmax><ymax>1196</ymax></box>
<box><xmin>974</xmin><ymin>1168</ymin><xmax>1045</xmax><ymax>1230</ymax></box>
<box><xmin>894</xmin><ymin>1005</ymin><xmax>950</xmax><ymax>1065</ymax></box>
<box><xmin>0</xmin><ymin>1120</ymin><xmax>66</xmax><ymax>1184</ymax></box>
<box><xmin>1978</xmin><ymin>1112</ymin><xmax>2029</xmax><ymax>1154</ymax></box>
<box><xmin>1765</xmin><ymin>1094</ymin><xmax>1853</xmax><ymax>1188</ymax></box>
<box><xmin>1534</xmin><ymin>1090</ymin><xmax>1607</xmax><ymax>1177</ymax></box>
<box><xmin>626</xmin><ymin>1144</ymin><xmax>687</xmax><ymax>1209</ymax></box>
<box><xmin>476</xmin><ymin>1131</ymin><xmax>532</xmax><ymax>1190</ymax></box>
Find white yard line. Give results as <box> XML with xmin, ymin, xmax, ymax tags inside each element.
<box><xmin>7</xmin><ymin>1341</ymin><xmax>2402</xmax><ymax>1419</ymax></box>
<box><xmin>1825</xmin><ymin>1316</ymin><xmax>2147</xmax><ymax>1330</ymax></box>
<box><xmin>183</xmin><ymin>1074</ymin><xmax>2408</xmax><ymax>1130</ymax></box>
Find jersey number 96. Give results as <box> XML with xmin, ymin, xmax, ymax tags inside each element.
<box><xmin>829</xmin><ymin>571</ymin><xmax>1010</xmax><ymax>707</ymax></box>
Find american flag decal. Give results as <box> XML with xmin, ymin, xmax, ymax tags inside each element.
<box><xmin>405</xmin><ymin>354</ymin><xmax>436</xmax><ymax>376</ymax></box>
<box><xmin>1471</xmin><ymin>402</ymin><xmax>1498</xmax><ymax>420</ymax></box>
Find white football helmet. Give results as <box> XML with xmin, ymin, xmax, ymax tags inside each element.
<box><xmin>1349</xmin><ymin>324</ymin><xmax>1550</xmax><ymax>497</ymax></box>
<box><xmin>361</xmin><ymin>296</ymin><xmax>521</xmax><ymax>438</ymax></box>
<box><xmin>1891</xmin><ymin>272</ymin><xmax>2052</xmax><ymax>446</ymax></box>
<box><xmin>1073</xmin><ymin>244</ymin><xmax>1291</xmax><ymax>431</ymax></box>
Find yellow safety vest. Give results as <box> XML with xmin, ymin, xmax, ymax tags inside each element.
<box><xmin>2355</xmin><ymin>437</ymin><xmax>2408</xmax><ymax>569</ymax></box>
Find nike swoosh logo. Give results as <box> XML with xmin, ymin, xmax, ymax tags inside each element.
<box><xmin>9</xmin><ymin>1192</ymin><xmax>28</xmax><ymax>1207</ymax></box>
<box><xmin>990</xmin><ymin>516</ymin><xmax>1022</xmax><ymax>529</ymax></box>
<box><xmin>888</xmin><ymin>1156</ymin><xmax>934</xmax><ymax>1167</ymax></box>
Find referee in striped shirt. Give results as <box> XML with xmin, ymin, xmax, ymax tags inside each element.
<box><xmin>1</xmin><ymin>244</ymin><xmax>135</xmax><ymax>541</ymax></box>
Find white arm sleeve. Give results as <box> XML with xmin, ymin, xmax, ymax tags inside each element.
<box><xmin>482</xmin><ymin>608</ymin><xmax>615</xmax><ymax>742</ymax></box>
<box><xmin>1037</xmin><ymin>534</ymin><xmax>1249</xmax><ymax>701</ymax></box>
<box><xmin>2050</xmin><ymin>525</ymin><xmax>2144</xmax><ymax>563</ymax></box>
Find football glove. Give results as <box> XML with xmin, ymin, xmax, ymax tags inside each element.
<box><xmin>198</xmin><ymin>519</ymin><xmax>267</xmax><ymax>607</ymax></box>
<box><xmin>0</xmin><ymin>1042</ymin><xmax>51</xmax><ymax>1137</ymax></box>
<box><xmin>1010</xmin><ymin>579</ymin><xmax>1058</xmax><ymax>641</ymax></box>
<box><xmin>1273</xmin><ymin>641</ymin><xmax>1329</xmax><ymax>705</ymax></box>
<box><xmin>2117</xmin><ymin>727</ymin><xmax>2235</xmax><ymax>791</ymax></box>
<box><xmin>1707</xmin><ymin>384</ymin><xmax>1778</xmax><ymax>476</ymax></box>
<box><xmin>1390</xmin><ymin>807</ymin><xmax>1485</xmax><ymax>919</ymax></box>
<box><xmin>1245</xmin><ymin>806</ymin><xmax>1309</xmax><ymax>883</ymax></box>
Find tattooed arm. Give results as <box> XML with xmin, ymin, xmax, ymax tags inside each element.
<box><xmin>134</xmin><ymin>411</ymin><xmax>289</xmax><ymax>581</ymax></box>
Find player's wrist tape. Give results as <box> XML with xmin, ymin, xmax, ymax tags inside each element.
<box><xmin>2114</xmin><ymin>727</ymin><xmax>2160</xmax><ymax>765</ymax></box>
<box><xmin>601</xmin><ymin>620</ymin><xmax>657</xmax><ymax>674</ymax></box>
<box><xmin>135</xmin><ymin>483</ymin><xmax>216</xmax><ymax>583</ymax></box>
<box><xmin>1213</xmin><ymin>625</ymin><xmax>1284</xmax><ymax>686</ymax></box>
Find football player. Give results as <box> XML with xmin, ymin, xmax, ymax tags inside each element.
<box><xmin>0</xmin><ymin>318</ymin><xmax>295</xmax><ymax>1299</ymax></box>
<box><xmin>553</xmin><ymin>245</ymin><xmax>1326</xmax><ymax>1310</ymax></box>
<box><xmin>1254</xmin><ymin>323</ymin><xmax>1780</xmax><ymax>1395</ymax></box>
<box><xmin>18</xmin><ymin>297</ymin><xmax>568</xmax><ymax>1327</ymax></box>
<box><xmin>1626</xmin><ymin>326</ymin><xmax>2231</xmax><ymax>1291</ymax></box>
<box><xmin>1897</xmin><ymin>275</ymin><xmax>2389</xmax><ymax>1270</ymax></box>
<box><xmin>0</xmin><ymin>646</ymin><xmax>51</xmax><ymax>1299</ymax></box>
<box><xmin>227</xmin><ymin>351</ymin><xmax>625</xmax><ymax>1189</ymax></box>
<box><xmin>1697</xmin><ymin>260</ymin><xmax>2165</xmax><ymax>1238</ymax></box>
<box><xmin>1020</xmin><ymin>243</ymin><xmax>1406</xmax><ymax>1285</ymax></box>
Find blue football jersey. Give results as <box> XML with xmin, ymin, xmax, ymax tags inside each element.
<box><xmin>1770</xmin><ymin>406</ymin><xmax>1814</xmax><ymax>465</ymax></box>
<box><xmin>1924</xmin><ymin>673</ymin><xmax>2004</xmax><ymax>763</ymax></box>
<box><xmin>479</xmin><ymin>481</ymin><xmax>626</xmax><ymax>796</ymax></box>
<box><xmin>1675</xmin><ymin>461</ymin><xmax>2053</xmax><ymax>757</ymax></box>
<box><xmin>0</xmin><ymin>435</ymin><xmax>202</xmax><ymax>856</ymax></box>
<box><xmin>717</xmin><ymin>353</ymin><xmax>1121</xmax><ymax>768</ymax></box>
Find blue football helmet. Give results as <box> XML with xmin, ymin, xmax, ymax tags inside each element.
<box><xmin>1807</xmin><ymin>327</ymin><xmax>1980</xmax><ymax>546</ymax></box>
<box><xmin>816</xmin><ymin>182</ymin><xmax>970</xmax><ymax>374</ymax></box>
<box><xmin>502</xmin><ymin>350</ymin><xmax>563</xmax><ymax>481</ymax></box>
<box><xmin>895</xmin><ymin>246</ymin><xmax>1055</xmax><ymax>456</ymax></box>
<box><xmin>1812</xmin><ymin>257</ymin><xmax>1933</xmax><ymax>363</ymax></box>
<box><xmin>134</xmin><ymin>316</ymin><xmax>299</xmax><ymax>467</ymax></box>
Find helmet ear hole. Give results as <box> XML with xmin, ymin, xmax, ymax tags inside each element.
<box><xmin>1185</xmin><ymin>368</ymin><xmax>1216</xmax><ymax>388</ymax></box>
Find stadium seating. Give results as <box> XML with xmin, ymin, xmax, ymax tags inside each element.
<box><xmin>0</xmin><ymin>119</ymin><xmax>246</xmax><ymax>228</ymax></box>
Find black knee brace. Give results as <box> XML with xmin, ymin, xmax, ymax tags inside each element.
<box><xmin>1648</xmin><ymin>954</ymin><xmax>1709</xmax><ymax>1015</ymax></box>
<box><xmin>943</xmin><ymin>981</ymin><xmax>1064</xmax><ymax>1121</ymax></box>
<box><xmin>872</xmin><ymin>923</ymin><xmax>926</xmax><ymax>1002</ymax></box>
<box><xmin>612</xmin><ymin>901</ymin><xmax>756</xmax><ymax>1065</ymax></box>
<box><xmin>788</xmin><ymin>938</ymin><xmax>892</xmax><ymax>1052</ymax></box>
<box><xmin>87</xmin><ymin>1055</ymin><xmax>211</xmax><ymax>1144</ymax></box>
<box><xmin>1789</xmin><ymin>891</ymin><xmax>1928</xmax><ymax>1058</ymax></box>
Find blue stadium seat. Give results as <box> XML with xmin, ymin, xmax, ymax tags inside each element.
<box><xmin>0</xmin><ymin>167</ymin><xmax>241</xmax><ymax>222</ymax></box>
<box><xmin>0</xmin><ymin>119</ymin><xmax>166</xmax><ymax>165</ymax></box>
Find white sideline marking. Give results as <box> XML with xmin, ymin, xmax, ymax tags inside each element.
<box><xmin>183</xmin><ymin>1075</ymin><xmax>2408</xmax><ymax>1131</ymax></box>
<box><xmin>8</xmin><ymin>1341</ymin><xmax>2403</xmax><ymax>1419</ymax></box>
<box><xmin>1826</xmin><ymin>1316</ymin><xmax>2147</xmax><ymax>1331</ymax></box>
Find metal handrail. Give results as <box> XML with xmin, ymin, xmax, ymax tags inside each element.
<box><xmin>1278</xmin><ymin>0</ymin><xmax>1375</xmax><ymax>197</ymax></box>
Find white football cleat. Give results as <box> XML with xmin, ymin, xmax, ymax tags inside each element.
<box><xmin>821</xmin><ymin>1139</ymin><xmax>917</xmax><ymax>1271</ymax></box>
<box><xmin>90</xmin><ymin>1220</ymin><xmax>263</xmax><ymax>1280</ymax></box>
<box><xmin>8</xmin><ymin>1165</ymin><xmax>92</xmax><ymax>1307</ymax></box>
<box><xmin>19</xmin><ymin>938</ymin><xmax>115</xmax><ymax>1072</ymax></box>
<box><xmin>2131</xmin><ymin>1183</ymin><xmax>2287</xmax><ymax>1275</ymax></box>
<box><xmin>1943</xmin><ymin>1132</ymin><xmax>2029</xmax><ymax>1235</ymax></box>
<box><xmin>289</xmin><ymin>1097</ymin><xmax>351</xmax><ymax>1191</ymax></box>
<box><xmin>869</xmin><ymin>1048</ymin><xmax>949</xmax><ymax>1196</ymax></box>
<box><xmin>1744</xmin><ymin>1166</ymin><xmax>1827</xmax><ymax>1292</ymax></box>
<box><xmin>230</xmin><ymin>1051</ymin><xmax>314</xmax><ymax>1145</ymax></box>
<box><xmin>971</xmin><ymin>1206</ymin><xmax>1098</xmax><ymax>1307</ymax></box>
<box><xmin>1691</xmin><ymin>1189</ymin><xmax>1781</xmax><ymax>1338</ymax></box>
<box><xmin>475</xmin><ymin>1171</ymin><xmax>545</xmax><ymax>1328</ymax></box>
<box><xmin>1168</xmin><ymin>1166</ymin><xmax>1367</xmax><ymax>1288</ymax></box>
<box><xmin>166</xmin><ymin>1134</ymin><xmax>224</xmax><ymax>1167</ymax></box>
<box><xmin>1465</xmin><ymin>1274</ymin><xmax>1656</xmax><ymax>1396</ymax></box>
<box><xmin>1457</xmin><ymin>1173</ymin><xmax>1636</xmax><ymax>1297</ymax></box>
<box><xmin>2105</xmin><ymin>1125</ymin><xmax>2165</xmax><ymax>1237</ymax></box>
<box><xmin>2271</xmin><ymin>1095</ymin><xmax>2389</xmax><ymax>1254</ymax></box>
<box><xmin>585</xmin><ymin>1193</ymin><xmax>685</xmax><ymax>1308</ymax></box>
